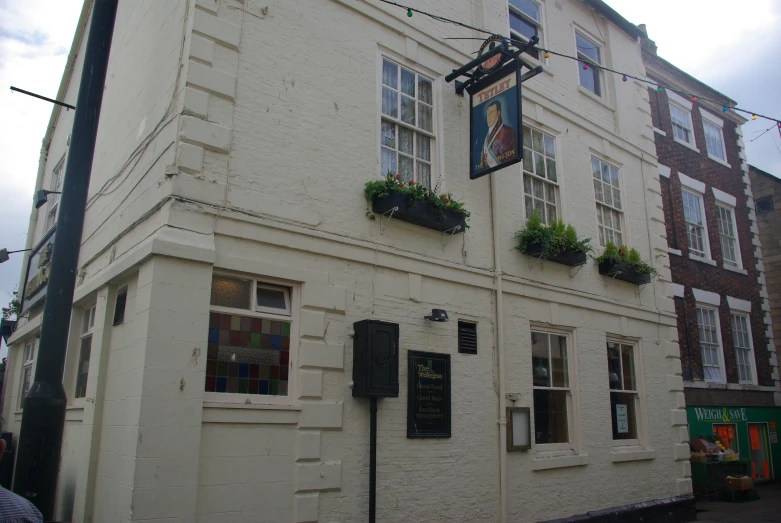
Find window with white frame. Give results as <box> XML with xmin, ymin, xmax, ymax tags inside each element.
<box><xmin>731</xmin><ymin>313</ymin><xmax>755</xmax><ymax>383</ymax></box>
<box><xmin>19</xmin><ymin>339</ymin><xmax>36</xmax><ymax>408</ymax></box>
<box><xmin>717</xmin><ymin>205</ymin><xmax>741</xmax><ymax>268</ymax></box>
<box><xmin>592</xmin><ymin>157</ymin><xmax>623</xmax><ymax>246</ymax></box>
<box><xmin>207</xmin><ymin>273</ymin><xmax>293</xmax><ymax>397</ymax></box>
<box><xmin>575</xmin><ymin>31</ymin><xmax>602</xmax><ymax>96</ymax></box>
<box><xmin>522</xmin><ymin>126</ymin><xmax>558</xmax><ymax>225</ymax></box>
<box><xmin>703</xmin><ymin>120</ymin><xmax>726</xmax><ymax>162</ymax></box>
<box><xmin>508</xmin><ymin>0</ymin><xmax>541</xmax><ymax>59</ymax></box>
<box><xmin>607</xmin><ymin>341</ymin><xmax>640</xmax><ymax>441</ymax></box>
<box><xmin>696</xmin><ymin>306</ymin><xmax>724</xmax><ymax>382</ymax></box>
<box><xmin>682</xmin><ymin>190</ymin><xmax>709</xmax><ymax>258</ymax></box>
<box><xmin>75</xmin><ymin>304</ymin><xmax>96</xmax><ymax>398</ymax></box>
<box><xmin>380</xmin><ymin>58</ymin><xmax>435</xmax><ymax>188</ymax></box>
<box><xmin>45</xmin><ymin>158</ymin><xmax>64</xmax><ymax>231</ymax></box>
<box><xmin>669</xmin><ymin>103</ymin><xmax>694</xmax><ymax>145</ymax></box>
<box><xmin>531</xmin><ymin>331</ymin><xmax>572</xmax><ymax>447</ymax></box>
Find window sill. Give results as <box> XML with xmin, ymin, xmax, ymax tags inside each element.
<box><xmin>707</xmin><ymin>154</ymin><xmax>731</xmax><ymax>168</ymax></box>
<box><xmin>202</xmin><ymin>401</ymin><xmax>302</xmax><ymax>425</ymax></box>
<box><xmin>577</xmin><ymin>85</ymin><xmax>612</xmax><ymax>110</ymax></box>
<box><xmin>531</xmin><ymin>453</ymin><xmax>589</xmax><ymax>471</ymax></box>
<box><xmin>723</xmin><ymin>264</ymin><xmax>747</xmax><ymax>275</ymax></box>
<box><xmin>653</xmin><ymin>127</ymin><xmax>667</xmax><ymax>136</ymax></box>
<box><xmin>689</xmin><ymin>253</ymin><xmax>716</xmax><ymax>266</ymax></box>
<box><xmin>611</xmin><ymin>448</ymin><xmax>656</xmax><ymax>463</ymax></box>
<box><xmin>66</xmin><ymin>405</ymin><xmax>85</xmax><ymax>422</ymax></box>
<box><xmin>673</xmin><ymin>137</ymin><xmax>700</xmax><ymax>153</ymax></box>
<box><xmin>668</xmin><ymin>247</ymin><xmax>682</xmax><ymax>256</ymax></box>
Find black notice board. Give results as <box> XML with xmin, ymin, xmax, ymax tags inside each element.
<box><xmin>407</xmin><ymin>351</ymin><xmax>451</xmax><ymax>438</ymax></box>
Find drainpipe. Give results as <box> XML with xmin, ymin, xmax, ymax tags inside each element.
<box><xmin>490</xmin><ymin>173</ymin><xmax>508</xmax><ymax>523</ymax></box>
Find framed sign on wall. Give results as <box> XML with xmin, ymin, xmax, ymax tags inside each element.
<box><xmin>407</xmin><ymin>350</ymin><xmax>451</xmax><ymax>438</ymax></box>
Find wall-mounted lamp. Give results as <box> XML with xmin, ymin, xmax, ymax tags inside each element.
<box><xmin>0</xmin><ymin>248</ymin><xmax>31</xmax><ymax>264</ymax></box>
<box><xmin>424</xmin><ymin>309</ymin><xmax>449</xmax><ymax>322</ymax></box>
<box><xmin>506</xmin><ymin>407</ymin><xmax>531</xmax><ymax>451</ymax></box>
<box><xmin>35</xmin><ymin>189</ymin><xmax>62</xmax><ymax>209</ymax></box>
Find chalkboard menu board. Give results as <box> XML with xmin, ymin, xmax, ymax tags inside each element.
<box><xmin>407</xmin><ymin>351</ymin><xmax>451</xmax><ymax>438</ymax></box>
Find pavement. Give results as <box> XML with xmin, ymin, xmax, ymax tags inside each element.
<box><xmin>695</xmin><ymin>483</ymin><xmax>781</xmax><ymax>522</ymax></box>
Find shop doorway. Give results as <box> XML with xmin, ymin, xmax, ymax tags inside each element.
<box><xmin>747</xmin><ymin>423</ymin><xmax>774</xmax><ymax>481</ymax></box>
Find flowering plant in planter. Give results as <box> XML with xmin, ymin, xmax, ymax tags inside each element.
<box><xmin>594</xmin><ymin>241</ymin><xmax>657</xmax><ymax>284</ymax></box>
<box><xmin>514</xmin><ymin>210</ymin><xmax>593</xmax><ymax>267</ymax></box>
<box><xmin>364</xmin><ymin>172</ymin><xmax>470</xmax><ymax>230</ymax></box>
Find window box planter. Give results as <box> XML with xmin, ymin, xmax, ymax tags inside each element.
<box><xmin>372</xmin><ymin>192</ymin><xmax>466</xmax><ymax>233</ymax></box>
<box><xmin>524</xmin><ymin>240</ymin><xmax>587</xmax><ymax>267</ymax></box>
<box><xmin>598</xmin><ymin>259</ymin><xmax>651</xmax><ymax>285</ymax></box>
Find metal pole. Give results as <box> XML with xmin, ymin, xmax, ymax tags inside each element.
<box><xmin>10</xmin><ymin>87</ymin><xmax>76</xmax><ymax>111</ymax></box>
<box><xmin>369</xmin><ymin>397</ymin><xmax>377</xmax><ymax>523</ymax></box>
<box><xmin>12</xmin><ymin>0</ymin><xmax>119</xmax><ymax>518</ymax></box>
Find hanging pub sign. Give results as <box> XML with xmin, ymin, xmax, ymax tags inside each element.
<box><xmin>468</xmin><ymin>61</ymin><xmax>523</xmax><ymax>180</ymax></box>
<box><xmin>407</xmin><ymin>350</ymin><xmax>451</xmax><ymax>438</ymax></box>
<box><xmin>20</xmin><ymin>227</ymin><xmax>55</xmax><ymax>315</ymax></box>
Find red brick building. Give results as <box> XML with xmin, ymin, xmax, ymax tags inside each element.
<box><xmin>641</xmin><ymin>27</ymin><xmax>780</xmax><ymax>479</ymax></box>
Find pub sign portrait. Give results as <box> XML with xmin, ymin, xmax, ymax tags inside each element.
<box><xmin>469</xmin><ymin>65</ymin><xmax>523</xmax><ymax>179</ymax></box>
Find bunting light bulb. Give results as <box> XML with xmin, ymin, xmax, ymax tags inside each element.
<box><xmin>583</xmin><ymin>63</ymin><xmax>588</xmax><ymax>70</ymax></box>
<box><xmin>622</xmin><ymin>75</ymin><xmax>627</xmax><ymax>82</ymax></box>
<box><xmin>407</xmin><ymin>8</ymin><xmax>413</xmax><ymax>17</ymax></box>
<box><xmin>691</xmin><ymin>96</ymin><xmax>697</xmax><ymax>102</ymax></box>
<box><xmin>657</xmin><ymin>86</ymin><xmax>663</xmax><ymax>92</ymax></box>
<box><xmin>752</xmin><ymin>115</ymin><xmax>757</xmax><ymax>120</ymax></box>
<box><xmin>722</xmin><ymin>106</ymin><xmax>728</xmax><ymax>112</ymax></box>
<box><xmin>544</xmin><ymin>52</ymin><xmax>550</xmax><ymax>58</ymax></box>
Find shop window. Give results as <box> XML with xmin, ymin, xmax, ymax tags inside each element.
<box><xmin>75</xmin><ymin>304</ymin><xmax>96</xmax><ymax>398</ymax></box>
<box><xmin>713</xmin><ymin>423</ymin><xmax>738</xmax><ymax>453</ymax></box>
<box><xmin>531</xmin><ymin>331</ymin><xmax>571</xmax><ymax>447</ymax></box>
<box><xmin>207</xmin><ymin>273</ymin><xmax>293</xmax><ymax>397</ymax></box>
<box><xmin>607</xmin><ymin>342</ymin><xmax>639</xmax><ymax>441</ymax></box>
<box><xmin>523</xmin><ymin>126</ymin><xmax>558</xmax><ymax>225</ymax></box>
<box><xmin>19</xmin><ymin>339</ymin><xmax>36</xmax><ymax>408</ymax></box>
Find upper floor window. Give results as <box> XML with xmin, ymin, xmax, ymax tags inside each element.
<box><xmin>717</xmin><ymin>205</ymin><xmax>741</xmax><ymax>269</ymax></box>
<box><xmin>575</xmin><ymin>31</ymin><xmax>602</xmax><ymax>97</ymax></box>
<box><xmin>703</xmin><ymin>120</ymin><xmax>726</xmax><ymax>162</ymax></box>
<box><xmin>669</xmin><ymin>103</ymin><xmax>694</xmax><ymax>146</ymax></box>
<box><xmin>522</xmin><ymin>126</ymin><xmax>558</xmax><ymax>225</ymax></box>
<box><xmin>380</xmin><ymin>58</ymin><xmax>435</xmax><ymax>188</ymax></box>
<box><xmin>696</xmin><ymin>306</ymin><xmax>724</xmax><ymax>383</ymax></box>
<box><xmin>731</xmin><ymin>313</ymin><xmax>755</xmax><ymax>384</ymax></box>
<box><xmin>75</xmin><ymin>304</ymin><xmax>96</xmax><ymax>398</ymax></box>
<box><xmin>592</xmin><ymin>157</ymin><xmax>623</xmax><ymax>246</ymax></box>
<box><xmin>755</xmin><ymin>196</ymin><xmax>774</xmax><ymax>214</ymax></box>
<box><xmin>45</xmin><ymin>158</ymin><xmax>65</xmax><ymax>232</ymax></box>
<box><xmin>682</xmin><ymin>190</ymin><xmax>710</xmax><ymax>259</ymax></box>
<box><xmin>19</xmin><ymin>339</ymin><xmax>36</xmax><ymax>408</ymax></box>
<box><xmin>508</xmin><ymin>0</ymin><xmax>541</xmax><ymax>59</ymax></box>
<box><xmin>207</xmin><ymin>273</ymin><xmax>294</xmax><ymax>398</ymax></box>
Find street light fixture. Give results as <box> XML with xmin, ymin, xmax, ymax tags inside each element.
<box><xmin>0</xmin><ymin>248</ymin><xmax>31</xmax><ymax>264</ymax></box>
<box><xmin>35</xmin><ymin>190</ymin><xmax>62</xmax><ymax>209</ymax></box>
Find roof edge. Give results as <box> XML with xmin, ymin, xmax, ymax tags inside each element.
<box><xmin>583</xmin><ymin>0</ymin><xmax>644</xmax><ymax>41</ymax></box>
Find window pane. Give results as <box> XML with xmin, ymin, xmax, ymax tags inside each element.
<box><xmin>416</xmin><ymin>134</ymin><xmax>431</xmax><ymax>161</ymax></box>
<box><xmin>206</xmin><ymin>312</ymin><xmax>291</xmax><ymax>396</ymax></box>
<box><xmin>546</xmin><ymin>159</ymin><xmax>557</xmax><ymax>182</ymax></box>
<box><xmin>611</xmin><ymin>391</ymin><xmax>638</xmax><ymax>440</ymax></box>
<box><xmin>534</xmin><ymin>153</ymin><xmax>545</xmax><ymax>177</ymax></box>
<box><xmin>522</xmin><ymin>126</ymin><xmax>532</xmax><ymax>148</ymax></box>
<box><xmin>532</xmin><ymin>332</ymin><xmax>550</xmax><ymax>387</ymax></box>
<box><xmin>579</xmin><ymin>63</ymin><xmax>600</xmax><ymax>96</ymax></box>
<box><xmin>612</xmin><ymin>188</ymin><xmax>622</xmax><ymax>209</ymax></box>
<box><xmin>545</xmin><ymin>183</ymin><xmax>556</xmax><ymax>203</ymax></box>
<box><xmin>399</xmin><ymin>127</ymin><xmax>414</xmax><ymax>155</ymax></box>
<box><xmin>575</xmin><ymin>32</ymin><xmax>600</xmax><ymax>63</ymax></box>
<box><xmin>713</xmin><ymin>424</ymin><xmax>739</xmax><ymax>453</ymax></box>
<box><xmin>21</xmin><ymin>366</ymin><xmax>32</xmax><ymax>405</ymax></box>
<box><xmin>419</xmin><ymin>103</ymin><xmax>433</xmax><ymax>132</ymax></box>
<box><xmin>510</xmin><ymin>0</ymin><xmax>540</xmax><ymax>21</ymax></box>
<box><xmin>525</xmin><ymin>196</ymin><xmax>534</xmax><ymax>220</ymax></box>
<box><xmin>75</xmin><ymin>335</ymin><xmax>92</xmax><ymax>398</ymax></box>
<box><xmin>509</xmin><ymin>11</ymin><xmax>536</xmax><ymax>40</ymax></box>
<box><xmin>82</xmin><ymin>309</ymin><xmax>91</xmax><ymax>334</ymax></box>
<box><xmin>211</xmin><ymin>275</ymin><xmax>252</xmax><ymax>309</ymax></box>
<box><xmin>523</xmin><ymin>174</ymin><xmax>532</xmax><ymax>194</ymax></box>
<box><xmin>381</xmin><ymin>121</ymin><xmax>396</xmax><ymax>148</ymax></box>
<box><xmin>621</xmin><ymin>345</ymin><xmax>636</xmax><ymax>391</ymax></box>
<box><xmin>546</xmin><ymin>204</ymin><xmax>556</xmax><ymax>222</ymax></box>
<box><xmin>382</xmin><ymin>87</ymin><xmax>397</xmax><ymax>118</ymax></box>
<box><xmin>400</xmin><ymin>95</ymin><xmax>415</xmax><ymax>125</ymax></box>
<box><xmin>417</xmin><ymin>78</ymin><xmax>432</xmax><ymax>104</ymax></box>
<box><xmin>592</xmin><ymin>158</ymin><xmax>601</xmax><ymax>179</ymax></box>
<box><xmin>593</xmin><ymin>179</ymin><xmax>603</xmax><ymax>202</ymax></box>
<box><xmin>256</xmin><ymin>285</ymin><xmax>288</xmax><ymax>311</ymax></box>
<box><xmin>533</xmin><ymin>178</ymin><xmax>544</xmax><ymax>199</ymax></box>
<box><xmin>532</xmin><ymin>130</ymin><xmax>544</xmax><ymax>154</ymax></box>
<box><xmin>381</xmin><ymin>147</ymin><xmax>396</xmax><ymax>176</ymax></box>
<box><xmin>533</xmin><ymin>389</ymin><xmax>569</xmax><ymax>444</ymax></box>
<box><xmin>543</xmin><ymin>135</ymin><xmax>555</xmax><ymax>157</ymax></box>
<box><xmin>551</xmin><ymin>335</ymin><xmax>568</xmax><ymax>387</ymax></box>
<box><xmin>401</xmin><ymin>68</ymin><xmax>415</xmax><ymax>97</ymax></box>
<box><xmin>417</xmin><ymin>162</ymin><xmax>431</xmax><ymax>188</ymax></box>
<box><xmin>607</xmin><ymin>342</ymin><xmax>622</xmax><ymax>390</ymax></box>
<box><xmin>399</xmin><ymin>155</ymin><xmax>414</xmax><ymax>183</ymax></box>
<box><xmin>523</xmin><ymin>147</ymin><xmax>532</xmax><ymax>170</ymax></box>
<box><xmin>382</xmin><ymin>60</ymin><xmax>398</xmax><ymax>88</ymax></box>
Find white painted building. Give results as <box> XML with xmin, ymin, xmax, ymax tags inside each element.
<box><xmin>3</xmin><ymin>0</ymin><xmax>693</xmax><ymax>521</ymax></box>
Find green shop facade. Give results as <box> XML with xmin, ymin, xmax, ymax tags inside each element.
<box><xmin>687</xmin><ymin>405</ymin><xmax>780</xmax><ymax>482</ymax></box>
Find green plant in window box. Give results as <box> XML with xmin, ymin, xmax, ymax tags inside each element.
<box><xmin>514</xmin><ymin>210</ymin><xmax>593</xmax><ymax>268</ymax></box>
<box><xmin>364</xmin><ymin>172</ymin><xmax>470</xmax><ymax>231</ymax></box>
<box><xmin>594</xmin><ymin>241</ymin><xmax>657</xmax><ymax>284</ymax></box>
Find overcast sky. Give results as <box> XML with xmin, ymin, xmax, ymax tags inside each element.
<box><xmin>0</xmin><ymin>1</ymin><xmax>779</xmax><ymax>357</ymax></box>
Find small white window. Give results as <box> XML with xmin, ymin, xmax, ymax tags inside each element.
<box><xmin>669</xmin><ymin>103</ymin><xmax>694</xmax><ymax>145</ymax></box>
<box><xmin>592</xmin><ymin>157</ymin><xmax>623</xmax><ymax>246</ymax></box>
<box><xmin>731</xmin><ymin>313</ymin><xmax>756</xmax><ymax>384</ymax></box>
<box><xmin>717</xmin><ymin>205</ymin><xmax>742</xmax><ymax>269</ymax></box>
<box><xmin>575</xmin><ymin>31</ymin><xmax>602</xmax><ymax>97</ymax></box>
<box><xmin>682</xmin><ymin>190</ymin><xmax>710</xmax><ymax>259</ymax></box>
<box><xmin>508</xmin><ymin>0</ymin><xmax>542</xmax><ymax>59</ymax></box>
<box><xmin>531</xmin><ymin>330</ymin><xmax>574</xmax><ymax>450</ymax></box>
<box><xmin>704</xmin><ymin>120</ymin><xmax>727</xmax><ymax>162</ymax></box>
<box><xmin>75</xmin><ymin>304</ymin><xmax>96</xmax><ymax>398</ymax></box>
<box><xmin>256</xmin><ymin>283</ymin><xmax>291</xmax><ymax>315</ymax></box>
<box><xmin>380</xmin><ymin>58</ymin><xmax>435</xmax><ymax>188</ymax></box>
<box><xmin>607</xmin><ymin>341</ymin><xmax>641</xmax><ymax>443</ymax></box>
<box><xmin>522</xmin><ymin>126</ymin><xmax>558</xmax><ymax>225</ymax></box>
<box><xmin>45</xmin><ymin>158</ymin><xmax>65</xmax><ymax>232</ymax></box>
<box><xmin>696</xmin><ymin>306</ymin><xmax>724</xmax><ymax>383</ymax></box>
<box><xmin>19</xmin><ymin>339</ymin><xmax>37</xmax><ymax>408</ymax></box>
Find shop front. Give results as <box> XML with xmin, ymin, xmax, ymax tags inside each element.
<box><xmin>687</xmin><ymin>405</ymin><xmax>781</xmax><ymax>482</ymax></box>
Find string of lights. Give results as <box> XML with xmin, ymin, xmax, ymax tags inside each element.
<box><xmin>376</xmin><ymin>0</ymin><xmax>781</xmax><ymax>127</ymax></box>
